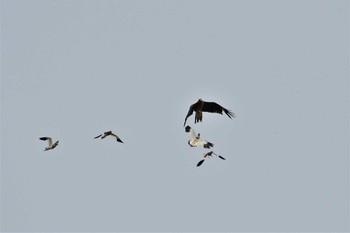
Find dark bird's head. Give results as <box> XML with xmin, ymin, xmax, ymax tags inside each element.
<box><xmin>185</xmin><ymin>126</ymin><xmax>191</xmax><ymax>132</ymax></box>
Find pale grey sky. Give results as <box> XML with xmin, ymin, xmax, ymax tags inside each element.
<box><xmin>1</xmin><ymin>0</ymin><xmax>349</xmax><ymax>232</ymax></box>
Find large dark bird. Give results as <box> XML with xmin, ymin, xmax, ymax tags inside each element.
<box><xmin>183</xmin><ymin>99</ymin><xmax>235</xmax><ymax>126</ymax></box>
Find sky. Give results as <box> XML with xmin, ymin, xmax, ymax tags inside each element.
<box><xmin>1</xmin><ymin>0</ymin><xmax>349</xmax><ymax>232</ymax></box>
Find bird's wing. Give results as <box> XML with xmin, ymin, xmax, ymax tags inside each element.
<box><xmin>117</xmin><ymin>138</ymin><xmax>123</xmax><ymax>143</ymax></box>
<box><xmin>52</xmin><ymin>140</ymin><xmax>59</xmax><ymax>148</ymax></box>
<box><xmin>196</xmin><ymin>159</ymin><xmax>205</xmax><ymax>167</ymax></box>
<box><xmin>218</xmin><ymin>155</ymin><xmax>226</xmax><ymax>160</ymax></box>
<box><xmin>40</xmin><ymin>137</ymin><xmax>52</xmax><ymax>146</ymax></box>
<box><xmin>94</xmin><ymin>134</ymin><xmax>102</xmax><ymax>139</ymax></box>
<box><xmin>210</xmin><ymin>151</ymin><xmax>225</xmax><ymax>160</ymax></box>
<box><xmin>202</xmin><ymin>102</ymin><xmax>235</xmax><ymax>118</ymax></box>
<box><xmin>110</xmin><ymin>133</ymin><xmax>123</xmax><ymax>143</ymax></box>
<box><xmin>183</xmin><ymin>103</ymin><xmax>197</xmax><ymax>126</ymax></box>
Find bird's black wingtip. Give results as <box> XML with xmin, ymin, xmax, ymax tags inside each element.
<box><xmin>196</xmin><ymin>159</ymin><xmax>205</xmax><ymax>167</ymax></box>
<box><xmin>218</xmin><ymin>155</ymin><xmax>226</xmax><ymax>160</ymax></box>
<box><xmin>117</xmin><ymin>138</ymin><xmax>123</xmax><ymax>143</ymax></box>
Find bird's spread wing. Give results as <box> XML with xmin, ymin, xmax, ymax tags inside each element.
<box><xmin>94</xmin><ymin>134</ymin><xmax>102</xmax><ymax>139</ymax></box>
<box><xmin>111</xmin><ymin>133</ymin><xmax>123</xmax><ymax>143</ymax></box>
<box><xmin>52</xmin><ymin>141</ymin><xmax>59</xmax><ymax>148</ymax></box>
<box><xmin>40</xmin><ymin>137</ymin><xmax>52</xmax><ymax>146</ymax></box>
<box><xmin>202</xmin><ymin>102</ymin><xmax>235</xmax><ymax>118</ymax></box>
<box><xmin>218</xmin><ymin>155</ymin><xmax>226</xmax><ymax>160</ymax></box>
<box><xmin>183</xmin><ymin>103</ymin><xmax>197</xmax><ymax>126</ymax></box>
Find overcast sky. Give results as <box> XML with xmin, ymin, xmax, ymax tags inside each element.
<box><xmin>1</xmin><ymin>0</ymin><xmax>349</xmax><ymax>232</ymax></box>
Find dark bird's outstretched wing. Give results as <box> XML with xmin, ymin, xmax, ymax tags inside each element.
<box><xmin>184</xmin><ymin>101</ymin><xmax>202</xmax><ymax>126</ymax></box>
<box><xmin>202</xmin><ymin>101</ymin><xmax>235</xmax><ymax>118</ymax></box>
<box><xmin>94</xmin><ymin>134</ymin><xmax>102</xmax><ymax>139</ymax></box>
<box><xmin>39</xmin><ymin>137</ymin><xmax>50</xmax><ymax>141</ymax></box>
<box><xmin>183</xmin><ymin>105</ymin><xmax>195</xmax><ymax>126</ymax></box>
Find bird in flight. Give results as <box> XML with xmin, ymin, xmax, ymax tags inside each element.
<box><xmin>94</xmin><ymin>131</ymin><xmax>123</xmax><ymax>143</ymax></box>
<box><xmin>196</xmin><ymin>151</ymin><xmax>226</xmax><ymax>167</ymax></box>
<box><xmin>184</xmin><ymin>99</ymin><xmax>235</xmax><ymax>126</ymax></box>
<box><xmin>39</xmin><ymin>137</ymin><xmax>59</xmax><ymax>151</ymax></box>
<box><xmin>185</xmin><ymin>125</ymin><xmax>213</xmax><ymax>149</ymax></box>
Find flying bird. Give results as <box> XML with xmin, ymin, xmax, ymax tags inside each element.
<box><xmin>196</xmin><ymin>151</ymin><xmax>226</xmax><ymax>167</ymax></box>
<box><xmin>185</xmin><ymin>126</ymin><xmax>213</xmax><ymax>149</ymax></box>
<box><xmin>184</xmin><ymin>99</ymin><xmax>235</xmax><ymax>126</ymax></box>
<box><xmin>39</xmin><ymin>137</ymin><xmax>59</xmax><ymax>151</ymax></box>
<box><xmin>94</xmin><ymin>131</ymin><xmax>123</xmax><ymax>143</ymax></box>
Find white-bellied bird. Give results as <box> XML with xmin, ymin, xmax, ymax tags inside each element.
<box><xmin>39</xmin><ymin>137</ymin><xmax>59</xmax><ymax>151</ymax></box>
<box><xmin>185</xmin><ymin>125</ymin><xmax>213</xmax><ymax>149</ymax></box>
<box><xmin>94</xmin><ymin>131</ymin><xmax>123</xmax><ymax>143</ymax></box>
<box><xmin>196</xmin><ymin>151</ymin><xmax>226</xmax><ymax>167</ymax></box>
<box><xmin>184</xmin><ymin>99</ymin><xmax>235</xmax><ymax>126</ymax></box>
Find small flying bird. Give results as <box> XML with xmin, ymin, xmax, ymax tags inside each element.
<box><xmin>94</xmin><ymin>131</ymin><xmax>123</xmax><ymax>143</ymax></box>
<box><xmin>185</xmin><ymin>125</ymin><xmax>213</xmax><ymax>149</ymax></box>
<box><xmin>197</xmin><ymin>151</ymin><xmax>226</xmax><ymax>167</ymax></box>
<box><xmin>184</xmin><ymin>99</ymin><xmax>235</xmax><ymax>126</ymax></box>
<box><xmin>39</xmin><ymin>137</ymin><xmax>59</xmax><ymax>151</ymax></box>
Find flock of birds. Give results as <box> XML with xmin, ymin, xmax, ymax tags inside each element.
<box><xmin>39</xmin><ymin>98</ymin><xmax>235</xmax><ymax>167</ymax></box>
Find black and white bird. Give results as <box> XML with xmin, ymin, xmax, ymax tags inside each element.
<box><xmin>39</xmin><ymin>137</ymin><xmax>59</xmax><ymax>151</ymax></box>
<box><xmin>196</xmin><ymin>151</ymin><xmax>226</xmax><ymax>167</ymax></box>
<box><xmin>94</xmin><ymin>131</ymin><xmax>123</xmax><ymax>143</ymax></box>
<box><xmin>185</xmin><ymin>126</ymin><xmax>213</xmax><ymax>149</ymax></box>
<box><xmin>184</xmin><ymin>99</ymin><xmax>235</xmax><ymax>126</ymax></box>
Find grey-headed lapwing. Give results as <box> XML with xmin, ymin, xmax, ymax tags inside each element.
<box><xmin>196</xmin><ymin>151</ymin><xmax>226</xmax><ymax>167</ymax></box>
<box><xmin>185</xmin><ymin>125</ymin><xmax>213</xmax><ymax>149</ymax></box>
<box><xmin>39</xmin><ymin>137</ymin><xmax>59</xmax><ymax>151</ymax></box>
<box><xmin>94</xmin><ymin>131</ymin><xmax>123</xmax><ymax>143</ymax></box>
